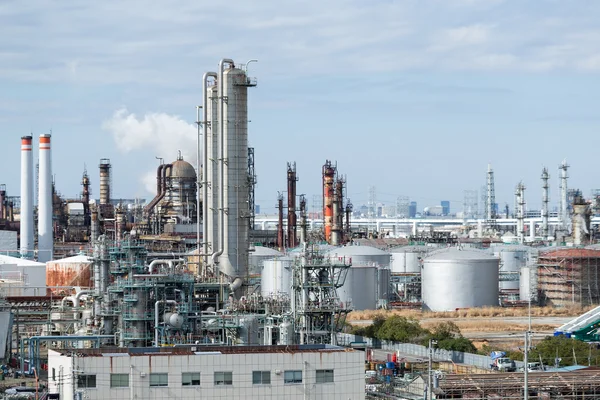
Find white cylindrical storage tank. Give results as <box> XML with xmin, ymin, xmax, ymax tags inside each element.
<box><xmin>519</xmin><ymin>265</ymin><xmax>538</xmax><ymax>301</ymax></box>
<box><xmin>249</xmin><ymin>246</ymin><xmax>283</xmax><ymax>275</ymax></box>
<box><xmin>338</xmin><ymin>266</ymin><xmax>378</xmax><ymax>311</ymax></box>
<box><xmin>20</xmin><ymin>136</ymin><xmax>34</xmax><ymax>259</ymax></box>
<box><xmin>422</xmin><ymin>248</ymin><xmax>499</xmax><ymax>311</ymax></box>
<box><xmin>261</xmin><ymin>256</ymin><xmax>293</xmax><ymax>298</ymax></box>
<box><xmin>390</xmin><ymin>246</ymin><xmax>429</xmax><ymax>273</ymax></box>
<box><xmin>38</xmin><ymin>134</ymin><xmax>53</xmax><ymax>262</ymax></box>
<box><xmin>327</xmin><ymin>245</ymin><xmax>391</xmax><ymax>267</ymax></box>
<box><xmin>492</xmin><ymin>246</ymin><xmax>529</xmax><ymax>291</ymax></box>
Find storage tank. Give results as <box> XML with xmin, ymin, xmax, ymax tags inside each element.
<box><xmin>249</xmin><ymin>246</ymin><xmax>283</xmax><ymax>275</ymax></box>
<box><xmin>338</xmin><ymin>266</ymin><xmax>378</xmax><ymax>310</ymax></box>
<box><xmin>492</xmin><ymin>245</ymin><xmax>529</xmax><ymax>291</ymax></box>
<box><xmin>261</xmin><ymin>256</ymin><xmax>293</xmax><ymax>298</ymax></box>
<box><xmin>422</xmin><ymin>248</ymin><xmax>500</xmax><ymax>311</ymax></box>
<box><xmin>377</xmin><ymin>267</ymin><xmax>391</xmax><ymax>306</ymax></box>
<box><xmin>46</xmin><ymin>254</ymin><xmax>93</xmax><ymax>293</ymax></box>
<box><xmin>390</xmin><ymin>246</ymin><xmax>429</xmax><ymax>274</ymax></box>
<box><xmin>327</xmin><ymin>245</ymin><xmax>391</xmax><ymax>267</ymax></box>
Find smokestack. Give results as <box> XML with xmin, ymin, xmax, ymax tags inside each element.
<box><xmin>38</xmin><ymin>134</ymin><xmax>53</xmax><ymax>262</ymax></box>
<box><xmin>99</xmin><ymin>159</ymin><xmax>111</xmax><ymax>205</ymax></box>
<box><xmin>20</xmin><ymin>136</ymin><xmax>34</xmax><ymax>258</ymax></box>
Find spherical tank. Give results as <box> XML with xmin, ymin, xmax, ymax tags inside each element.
<box><xmin>261</xmin><ymin>257</ymin><xmax>293</xmax><ymax>298</ymax></box>
<box><xmin>326</xmin><ymin>245</ymin><xmax>391</xmax><ymax>267</ymax></box>
<box><xmin>422</xmin><ymin>248</ymin><xmax>499</xmax><ymax>311</ymax></box>
<box><xmin>338</xmin><ymin>266</ymin><xmax>378</xmax><ymax>310</ymax></box>
<box><xmin>249</xmin><ymin>246</ymin><xmax>283</xmax><ymax>276</ymax></box>
<box><xmin>390</xmin><ymin>246</ymin><xmax>429</xmax><ymax>274</ymax></box>
<box><xmin>492</xmin><ymin>245</ymin><xmax>529</xmax><ymax>291</ymax></box>
<box><xmin>46</xmin><ymin>254</ymin><xmax>93</xmax><ymax>294</ymax></box>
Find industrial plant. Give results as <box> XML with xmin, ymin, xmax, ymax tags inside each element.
<box><xmin>2</xmin><ymin>57</ymin><xmax>600</xmax><ymax>399</ymax></box>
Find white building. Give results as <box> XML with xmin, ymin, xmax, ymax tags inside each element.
<box><xmin>0</xmin><ymin>254</ymin><xmax>46</xmax><ymax>296</ymax></box>
<box><xmin>48</xmin><ymin>344</ymin><xmax>365</xmax><ymax>400</ymax></box>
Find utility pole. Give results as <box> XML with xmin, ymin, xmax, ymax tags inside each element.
<box><xmin>428</xmin><ymin>339</ymin><xmax>437</xmax><ymax>400</ymax></box>
<box><xmin>524</xmin><ymin>331</ymin><xmax>529</xmax><ymax>400</ymax></box>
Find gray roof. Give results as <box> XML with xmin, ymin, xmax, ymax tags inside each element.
<box><xmin>425</xmin><ymin>247</ymin><xmax>498</xmax><ymax>261</ymax></box>
<box><xmin>390</xmin><ymin>245</ymin><xmax>431</xmax><ymax>254</ymax></box>
<box><xmin>251</xmin><ymin>246</ymin><xmax>283</xmax><ymax>256</ymax></box>
<box><xmin>326</xmin><ymin>245</ymin><xmax>390</xmax><ymax>256</ymax></box>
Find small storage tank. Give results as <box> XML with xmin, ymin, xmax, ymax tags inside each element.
<box><xmin>261</xmin><ymin>256</ymin><xmax>293</xmax><ymax>298</ymax></box>
<box><xmin>249</xmin><ymin>246</ymin><xmax>283</xmax><ymax>276</ymax></box>
<box><xmin>422</xmin><ymin>248</ymin><xmax>500</xmax><ymax>311</ymax></box>
<box><xmin>492</xmin><ymin>245</ymin><xmax>529</xmax><ymax>291</ymax></box>
<box><xmin>390</xmin><ymin>246</ymin><xmax>429</xmax><ymax>274</ymax></box>
<box><xmin>46</xmin><ymin>254</ymin><xmax>92</xmax><ymax>293</ymax></box>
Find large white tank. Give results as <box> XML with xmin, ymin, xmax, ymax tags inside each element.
<box><xmin>261</xmin><ymin>257</ymin><xmax>293</xmax><ymax>298</ymax></box>
<box><xmin>337</xmin><ymin>266</ymin><xmax>378</xmax><ymax>310</ymax></box>
<box><xmin>249</xmin><ymin>246</ymin><xmax>283</xmax><ymax>275</ymax></box>
<box><xmin>390</xmin><ymin>246</ymin><xmax>429</xmax><ymax>274</ymax></box>
<box><xmin>422</xmin><ymin>248</ymin><xmax>500</xmax><ymax>311</ymax></box>
<box><xmin>492</xmin><ymin>245</ymin><xmax>529</xmax><ymax>291</ymax></box>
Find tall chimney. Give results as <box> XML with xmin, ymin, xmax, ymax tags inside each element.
<box><xmin>99</xmin><ymin>159</ymin><xmax>111</xmax><ymax>205</ymax></box>
<box><xmin>38</xmin><ymin>134</ymin><xmax>53</xmax><ymax>262</ymax></box>
<box><xmin>286</xmin><ymin>162</ymin><xmax>297</xmax><ymax>248</ymax></box>
<box><xmin>20</xmin><ymin>136</ymin><xmax>34</xmax><ymax>258</ymax></box>
<box><xmin>322</xmin><ymin>161</ymin><xmax>335</xmax><ymax>244</ymax></box>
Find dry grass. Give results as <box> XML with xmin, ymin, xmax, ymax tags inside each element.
<box><xmin>347</xmin><ymin>304</ymin><xmax>595</xmax><ymax>322</ymax></box>
<box><xmin>419</xmin><ymin>320</ymin><xmax>556</xmax><ymax>333</ymax></box>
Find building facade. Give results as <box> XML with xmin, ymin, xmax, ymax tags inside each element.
<box><xmin>48</xmin><ymin>345</ymin><xmax>365</xmax><ymax>400</ymax></box>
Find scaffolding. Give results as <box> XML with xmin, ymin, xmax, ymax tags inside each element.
<box><xmin>538</xmin><ymin>249</ymin><xmax>600</xmax><ymax>307</ymax></box>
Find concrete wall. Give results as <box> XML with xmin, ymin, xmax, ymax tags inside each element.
<box><xmin>48</xmin><ymin>349</ymin><xmax>365</xmax><ymax>400</ymax></box>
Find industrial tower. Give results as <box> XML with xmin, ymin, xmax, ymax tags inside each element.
<box><xmin>486</xmin><ymin>164</ymin><xmax>496</xmax><ymax>225</ymax></box>
<box><xmin>559</xmin><ymin>160</ymin><xmax>569</xmax><ymax>232</ymax></box>
<box><xmin>515</xmin><ymin>182</ymin><xmax>526</xmax><ymax>243</ymax></box>
<box><xmin>541</xmin><ymin>167</ymin><xmax>549</xmax><ymax>238</ymax></box>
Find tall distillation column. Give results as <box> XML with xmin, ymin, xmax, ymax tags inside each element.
<box><xmin>20</xmin><ymin>136</ymin><xmax>34</xmax><ymax>259</ymax></box>
<box><xmin>38</xmin><ymin>134</ymin><xmax>53</xmax><ymax>262</ymax></box>
<box><xmin>202</xmin><ymin>72</ymin><xmax>218</xmax><ymax>264</ymax></box>
<box><xmin>541</xmin><ymin>167</ymin><xmax>549</xmax><ymax>239</ymax></box>
<box><xmin>559</xmin><ymin>160</ymin><xmax>569</xmax><ymax>232</ymax></box>
<box><xmin>299</xmin><ymin>195</ymin><xmax>307</xmax><ymax>245</ymax></box>
<box><xmin>516</xmin><ymin>182</ymin><xmax>526</xmax><ymax>244</ymax></box>
<box><xmin>322</xmin><ymin>161</ymin><xmax>335</xmax><ymax>244</ymax></box>
<box><xmin>486</xmin><ymin>164</ymin><xmax>496</xmax><ymax>225</ymax></box>
<box><xmin>287</xmin><ymin>162</ymin><xmax>297</xmax><ymax>248</ymax></box>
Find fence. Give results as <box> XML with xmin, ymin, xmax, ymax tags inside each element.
<box><xmin>337</xmin><ymin>333</ymin><xmax>524</xmax><ymax>369</ymax></box>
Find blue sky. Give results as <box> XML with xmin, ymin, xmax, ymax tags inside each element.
<box><xmin>1</xmin><ymin>0</ymin><xmax>600</xmax><ymax>214</ymax></box>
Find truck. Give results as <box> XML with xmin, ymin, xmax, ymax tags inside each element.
<box><xmin>490</xmin><ymin>351</ymin><xmax>516</xmax><ymax>372</ymax></box>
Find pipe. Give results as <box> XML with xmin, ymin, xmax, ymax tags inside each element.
<box><xmin>144</xmin><ymin>164</ymin><xmax>166</xmax><ymax>213</ymax></box>
<box><xmin>20</xmin><ymin>136</ymin><xmax>33</xmax><ymax>259</ymax></box>
<box><xmin>203</xmin><ymin>72</ymin><xmax>217</xmax><ymax>267</ymax></box>
<box><xmin>154</xmin><ymin>300</ymin><xmax>177</xmax><ymax>347</ymax></box>
<box><xmin>147</xmin><ymin>259</ymin><xmax>185</xmax><ymax>274</ymax></box>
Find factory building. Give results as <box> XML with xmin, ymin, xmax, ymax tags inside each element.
<box><xmin>48</xmin><ymin>345</ymin><xmax>365</xmax><ymax>400</ymax></box>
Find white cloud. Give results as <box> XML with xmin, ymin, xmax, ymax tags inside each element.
<box><xmin>102</xmin><ymin>108</ymin><xmax>198</xmax><ymax>194</ymax></box>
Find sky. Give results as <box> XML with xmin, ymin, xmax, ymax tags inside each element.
<box><xmin>1</xmin><ymin>0</ymin><xmax>600</xmax><ymax>215</ymax></box>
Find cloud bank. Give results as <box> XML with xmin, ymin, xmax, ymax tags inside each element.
<box><xmin>103</xmin><ymin>108</ymin><xmax>198</xmax><ymax>193</ymax></box>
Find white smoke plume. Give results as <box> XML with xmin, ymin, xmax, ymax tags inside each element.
<box><xmin>103</xmin><ymin>108</ymin><xmax>199</xmax><ymax>193</ymax></box>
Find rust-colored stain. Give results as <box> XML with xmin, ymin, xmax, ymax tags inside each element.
<box><xmin>46</xmin><ymin>263</ymin><xmax>92</xmax><ymax>293</ymax></box>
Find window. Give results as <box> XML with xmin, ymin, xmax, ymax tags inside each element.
<box><xmin>316</xmin><ymin>369</ymin><xmax>334</xmax><ymax>383</ymax></box>
<box><xmin>252</xmin><ymin>371</ymin><xmax>271</xmax><ymax>385</ymax></box>
<box><xmin>77</xmin><ymin>375</ymin><xmax>96</xmax><ymax>388</ymax></box>
<box><xmin>214</xmin><ymin>371</ymin><xmax>233</xmax><ymax>386</ymax></box>
<box><xmin>149</xmin><ymin>373</ymin><xmax>168</xmax><ymax>387</ymax></box>
<box><xmin>182</xmin><ymin>372</ymin><xmax>201</xmax><ymax>386</ymax></box>
<box><xmin>284</xmin><ymin>370</ymin><xmax>302</xmax><ymax>384</ymax></box>
<box><xmin>110</xmin><ymin>373</ymin><xmax>129</xmax><ymax>388</ymax></box>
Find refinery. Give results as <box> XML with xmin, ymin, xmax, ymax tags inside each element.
<box><xmin>1</xmin><ymin>57</ymin><xmax>600</xmax><ymax>400</ymax></box>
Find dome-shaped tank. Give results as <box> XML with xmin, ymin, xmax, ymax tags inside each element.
<box><xmin>168</xmin><ymin>158</ymin><xmax>197</xmax><ymax>179</ymax></box>
<box><xmin>163</xmin><ymin>312</ymin><xmax>184</xmax><ymax>329</ymax></box>
<box><xmin>249</xmin><ymin>246</ymin><xmax>283</xmax><ymax>275</ymax></box>
<box><xmin>161</xmin><ymin>153</ymin><xmax>197</xmax><ymax>223</ymax></box>
<box><xmin>491</xmin><ymin>245</ymin><xmax>530</xmax><ymax>291</ymax></box>
<box><xmin>390</xmin><ymin>246</ymin><xmax>429</xmax><ymax>274</ymax></box>
<box><xmin>326</xmin><ymin>245</ymin><xmax>391</xmax><ymax>267</ymax></box>
<box><xmin>261</xmin><ymin>256</ymin><xmax>293</xmax><ymax>298</ymax></box>
<box><xmin>422</xmin><ymin>248</ymin><xmax>499</xmax><ymax>311</ymax></box>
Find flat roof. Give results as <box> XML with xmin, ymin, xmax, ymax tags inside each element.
<box><xmin>51</xmin><ymin>344</ymin><xmax>356</xmax><ymax>357</ymax></box>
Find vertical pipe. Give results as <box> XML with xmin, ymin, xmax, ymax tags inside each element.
<box><xmin>38</xmin><ymin>134</ymin><xmax>53</xmax><ymax>262</ymax></box>
<box><xmin>202</xmin><ymin>72</ymin><xmax>217</xmax><ymax>267</ymax></box>
<box><xmin>20</xmin><ymin>136</ymin><xmax>34</xmax><ymax>259</ymax></box>
<box><xmin>541</xmin><ymin>168</ymin><xmax>549</xmax><ymax>239</ymax></box>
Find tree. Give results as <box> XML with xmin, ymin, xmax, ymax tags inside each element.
<box><xmin>376</xmin><ymin>316</ymin><xmax>428</xmax><ymax>343</ymax></box>
<box><xmin>529</xmin><ymin>336</ymin><xmax>600</xmax><ymax>367</ymax></box>
<box><xmin>423</xmin><ymin>321</ymin><xmax>477</xmax><ymax>353</ymax></box>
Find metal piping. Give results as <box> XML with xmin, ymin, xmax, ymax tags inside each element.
<box><xmin>147</xmin><ymin>259</ymin><xmax>185</xmax><ymax>274</ymax></box>
<box><xmin>203</xmin><ymin>72</ymin><xmax>218</xmax><ymax>268</ymax></box>
<box><xmin>154</xmin><ymin>300</ymin><xmax>177</xmax><ymax>347</ymax></box>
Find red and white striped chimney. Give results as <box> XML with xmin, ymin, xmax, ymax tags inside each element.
<box><xmin>38</xmin><ymin>134</ymin><xmax>53</xmax><ymax>262</ymax></box>
<box><xmin>20</xmin><ymin>136</ymin><xmax>34</xmax><ymax>258</ymax></box>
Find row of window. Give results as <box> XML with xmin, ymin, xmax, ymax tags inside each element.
<box><xmin>77</xmin><ymin>369</ymin><xmax>334</xmax><ymax>388</ymax></box>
